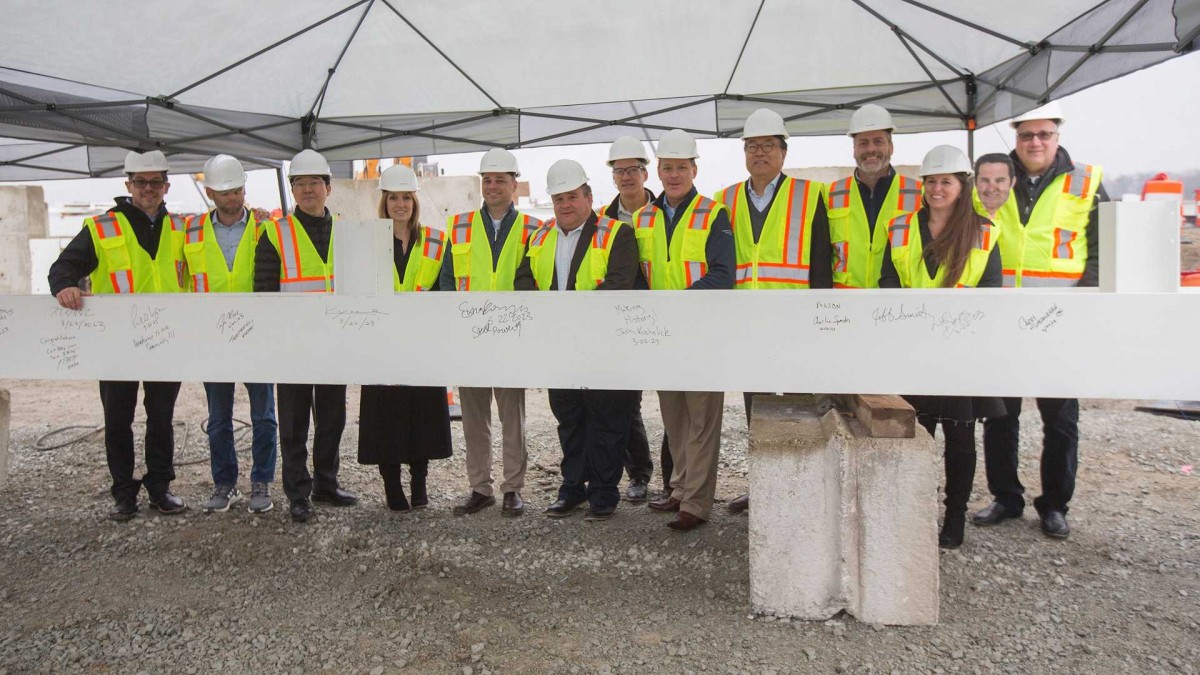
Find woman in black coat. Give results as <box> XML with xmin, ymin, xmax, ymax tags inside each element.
<box><xmin>358</xmin><ymin>164</ymin><xmax>453</xmax><ymax>511</ymax></box>
<box><xmin>878</xmin><ymin>146</ymin><xmax>1006</xmax><ymax>549</ymax></box>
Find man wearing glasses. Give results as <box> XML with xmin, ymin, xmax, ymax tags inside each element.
<box><xmin>714</xmin><ymin>109</ymin><xmax>834</xmax><ymax>515</ymax></box>
<box><xmin>973</xmin><ymin>102</ymin><xmax>1107</xmax><ymax>539</ymax></box>
<box><xmin>48</xmin><ymin>150</ymin><xmax>190</xmax><ymax>521</ymax></box>
<box><xmin>598</xmin><ymin>136</ymin><xmax>660</xmax><ymax>503</ymax></box>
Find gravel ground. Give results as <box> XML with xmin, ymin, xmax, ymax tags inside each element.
<box><xmin>0</xmin><ymin>381</ymin><xmax>1197</xmax><ymax>675</ymax></box>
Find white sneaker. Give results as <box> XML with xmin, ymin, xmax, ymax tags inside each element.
<box><xmin>201</xmin><ymin>484</ymin><xmax>241</xmax><ymax>513</ymax></box>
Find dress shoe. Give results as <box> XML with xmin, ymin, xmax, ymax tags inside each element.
<box><xmin>1040</xmin><ymin>508</ymin><xmax>1071</xmax><ymax>539</ymax></box>
<box><xmin>624</xmin><ymin>480</ymin><xmax>648</xmax><ymax>503</ymax></box>
<box><xmin>727</xmin><ymin>494</ymin><xmax>750</xmax><ymax>515</ymax></box>
<box><xmin>972</xmin><ymin>501</ymin><xmax>1022</xmax><ymax>526</ymax></box>
<box><xmin>410</xmin><ymin>473</ymin><xmax>429</xmax><ymax>510</ymax></box>
<box><xmin>452</xmin><ymin>491</ymin><xmax>496</xmax><ymax>516</ymax></box>
<box><xmin>108</xmin><ymin>497</ymin><xmax>138</xmax><ymax>522</ymax></box>
<box><xmin>289</xmin><ymin>498</ymin><xmax>314</xmax><ymax>523</ymax></box>
<box><xmin>148</xmin><ymin>491</ymin><xmax>186</xmax><ymax>515</ymax></box>
<box><xmin>648</xmin><ymin>495</ymin><xmax>680</xmax><ymax>512</ymax></box>
<box><xmin>584</xmin><ymin>504</ymin><xmax>617</xmax><ymax>521</ymax></box>
<box><xmin>544</xmin><ymin>498</ymin><xmax>585</xmax><ymax>518</ymax></box>
<box><xmin>501</xmin><ymin>491</ymin><xmax>525</xmax><ymax>517</ymax></box>
<box><xmin>312</xmin><ymin>487</ymin><xmax>358</xmax><ymax>507</ymax></box>
<box><xmin>666</xmin><ymin>511</ymin><xmax>706</xmax><ymax>531</ymax></box>
<box><xmin>939</xmin><ymin>510</ymin><xmax>966</xmax><ymax>549</ymax></box>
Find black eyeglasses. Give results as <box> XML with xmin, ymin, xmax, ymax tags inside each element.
<box><xmin>744</xmin><ymin>141</ymin><xmax>780</xmax><ymax>154</ymax></box>
<box><xmin>130</xmin><ymin>178</ymin><xmax>168</xmax><ymax>189</ymax></box>
<box><xmin>1016</xmin><ymin>131</ymin><xmax>1058</xmax><ymax>143</ymax></box>
<box><xmin>611</xmin><ymin>166</ymin><xmax>645</xmax><ymax>177</ymax></box>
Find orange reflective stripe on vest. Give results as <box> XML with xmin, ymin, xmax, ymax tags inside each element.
<box><xmin>828</xmin><ymin>177</ymin><xmax>852</xmax><ymax>210</ymax></box>
<box><xmin>895</xmin><ymin>176</ymin><xmax>922</xmax><ymax>212</ymax></box>
<box><xmin>272</xmin><ymin>216</ymin><xmax>332</xmax><ymax>292</ymax></box>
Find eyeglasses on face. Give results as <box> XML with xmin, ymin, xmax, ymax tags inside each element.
<box><xmin>611</xmin><ymin>166</ymin><xmax>645</xmax><ymax>177</ymax></box>
<box><xmin>1016</xmin><ymin>131</ymin><xmax>1058</xmax><ymax>143</ymax></box>
<box><xmin>129</xmin><ymin>178</ymin><xmax>168</xmax><ymax>189</ymax></box>
<box><xmin>292</xmin><ymin>179</ymin><xmax>326</xmax><ymax>190</ymax></box>
<box><xmin>743</xmin><ymin>141</ymin><xmax>780</xmax><ymax>154</ymax></box>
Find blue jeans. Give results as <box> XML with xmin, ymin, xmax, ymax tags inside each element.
<box><xmin>204</xmin><ymin>382</ymin><xmax>278</xmax><ymax>485</ymax></box>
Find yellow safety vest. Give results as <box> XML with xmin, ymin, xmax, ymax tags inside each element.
<box><xmin>997</xmin><ymin>163</ymin><xmax>1101</xmax><ymax>288</ymax></box>
<box><xmin>182</xmin><ymin>210</ymin><xmax>261</xmax><ymax>293</ymax></box>
<box><xmin>262</xmin><ymin>213</ymin><xmax>336</xmax><ymax>293</ymax></box>
<box><xmin>86</xmin><ymin>211</ymin><xmax>187</xmax><ymax>294</ymax></box>
<box><xmin>886</xmin><ymin>211</ymin><xmax>997</xmax><ymax>288</ymax></box>
<box><xmin>391</xmin><ymin>225</ymin><xmax>447</xmax><ymax>292</ymax></box>
<box><xmin>525</xmin><ymin>217</ymin><xmax>625</xmax><ymax>291</ymax></box>
<box><xmin>715</xmin><ymin>176</ymin><xmax>824</xmax><ymax>289</ymax></box>
<box><xmin>826</xmin><ymin>173</ymin><xmax>923</xmax><ymax>288</ymax></box>
<box><xmin>446</xmin><ymin>209</ymin><xmax>542</xmax><ymax>291</ymax></box>
<box><xmin>631</xmin><ymin>194</ymin><xmax>726</xmax><ymax>290</ymax></box>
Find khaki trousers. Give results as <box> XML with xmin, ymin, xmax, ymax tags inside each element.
<box><xmin>460</xmin><ymin>386</ymin><xmax>526</xmax><ymax>496</ymax></box>
<box><xmin>658</xmin><ymin>390</ymin><xmax>723</xmax><ymax>520</ymax></box>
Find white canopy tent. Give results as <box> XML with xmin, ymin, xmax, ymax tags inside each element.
<box><xmin>0</xmin><ymin>0</ymin><xmax>1197</xmax><ymax>180</ymax></box>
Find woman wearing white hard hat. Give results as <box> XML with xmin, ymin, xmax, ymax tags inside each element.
<box><xmin>357</xmin><ymin>163</ymin><xmax>452</xmax><ymax>512</ymax></box>
<box><xmin>878</xmin><ymin>144</ymin><xmax>1005</xmax><ymax>549</ymax></box>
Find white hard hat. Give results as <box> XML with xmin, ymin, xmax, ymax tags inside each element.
<box><xmin>607</xmin><ymin>136</ymin><xmax>650</xmax><ymax>166</ymax></box>
<box><xmin>655</xmin><ymin>129</ymin><xmax>699</xmax><ymax>159</ymax></box>
<box><xmin>1009</xmin><ymin>101</ymin><xmax>1065</xmax><ymax>128</ymax></box>
<box><xmin>741</xmin><ymin>108</ymin><xmax>789</xmax><ymax>140</ymax></box>
<box><xmin>546</xmin><ymin>159</ymin><xmax>589</xmax><ymax>196</ymax></box>
<box><xmin>919</xmin><ymin>145</ymin><xmax>973</xmax><ymax>177</ymax></box>
<box><xmin>289</xmin><ymin>149</ymin><xmax>332</xmax><ymax>178</ymax></box>
<box><xmin>124</xmin><ymin>150</ymin><xmax>170</xmax><ymax>174</ymax></box>
<box><xmin>847</xmin><ymin>104</ymin><xmax>895</xmax><ymax>136</ymax></box>
<box><xmin>479</xmin><ymin>148</ymin><xmax>520</xmax><ymax>176</ymax></box>
<box><xmin>202</xmin><ymin>154</ymin><xmax>246</xmax><ymax>191</ymax></box>
<box><xmin>378</xmin><ymin>163</ymin><xmax>420</xmax><ymax>192</ymax></box>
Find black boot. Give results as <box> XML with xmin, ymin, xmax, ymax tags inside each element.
<box><xmin>409</xmin><ymin>461</ymin><xmax>429</xmax><ymax>509</ymax></box>
<box><xmin>940</xmin><ymin>428</ymin><xmax>977</xmax><ymax>549</ymax></box>
<box><xmin>939</xmin><ymin>509</ymin><xmax>966</xmax><ymax>549</ymax></box>
<box><xmin>379</xmin><ymin>464</ymin><xmax>411</xmax><ymax>512</ymax></box>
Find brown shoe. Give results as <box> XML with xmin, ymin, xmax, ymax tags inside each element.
<box><xmin>501</xmin><ymin>491</ymin><xmax>525</xmax><ymax>517</ymax></box>
<box><xmin>727</xmin><ymin>494</ymin><xmax>750</xmax><ymax>514</ymax></box>
<box><xmin>452</xmin><ymin>491</ymin><xmax>496</xmax><ymax>516</ymax></box>
<box><xmin>667</xmin><ymin>511</ymin><xmax>707</xmax><ymax>531</ymax></box>
<box><xmin>648</xmin><ymin>496</ymin><xmax>681</xmax><ymax>512</ymax></box>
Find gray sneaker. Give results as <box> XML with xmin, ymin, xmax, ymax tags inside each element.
<box><xmin>248</xmin><ymin>482</ymin><xmax>274</xmax><ymax>514</ymax></box>
<box><xmin>201</xmin><ymin>484</ymin><xmax>241</xmax><ymax>513</ymax></box>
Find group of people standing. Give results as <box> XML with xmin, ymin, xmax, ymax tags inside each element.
<box><xmin>47</xmin><ymin>101</ymin><xmax>1103</xmax><ymax>550</ymax></box>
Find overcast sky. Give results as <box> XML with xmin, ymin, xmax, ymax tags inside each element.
<box><xmin>16</xmin><ymin>52</ymin><xmax>1200</xmax><ymax>215</ymax></box>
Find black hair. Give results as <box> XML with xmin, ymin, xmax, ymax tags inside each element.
<box><xmin>974</xmin><ymin>153</ymin><xmax>1014</xmax><ymax>179</ymax></box>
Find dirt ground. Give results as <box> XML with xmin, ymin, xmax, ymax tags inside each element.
<box><xmin>0</xmin><ymin>379</ymin><xmax>1197</xmax><ymax>675</ymax></box>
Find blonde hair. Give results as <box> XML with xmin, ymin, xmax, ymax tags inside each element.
<box><xmin>377</xmin><ymin>190</ymin><xmax>421</xmax><ymax>239</ymax></box>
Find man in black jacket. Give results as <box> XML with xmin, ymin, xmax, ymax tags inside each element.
<box><xmin>514</xmin><ymin>159</ymin><xmax>640</xmax><ymax>520</ymax></box>
<box><xmin>47</xmin><ymin>150</ymin><xmax>188</xmax><ymax>521</ymax></box>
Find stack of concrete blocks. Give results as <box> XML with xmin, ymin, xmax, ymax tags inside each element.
<box><xmin>328</xmin><ymin>176</ymin><xmax>480</xmax><ymax>231</ymax></box>
<box><xmin>748</xmin><ymin>395</ymin><xmax>939</xmax><ymax>626</ymax></box>
<box><xmin>0</xmin><ymin>185</ymin><xmax>48</xmax><ymax>294</ymax></box>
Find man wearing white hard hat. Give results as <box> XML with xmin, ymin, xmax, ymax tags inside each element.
<box><xmin>48</xmin><ymin>149</ymin><xmax>189</xmax><ymax>521</ymax></box>
<box><xmin>514</xmin><ymin>159</ymin><xmax>641</xmax><ymax>520</ymax></box>
<box><xmin>599</xmin><ymin>136</ymin><xmax>660</xmax><ymax>503</ymax></box>
<box><xmin>975</xmin><ymin>102</ymin><xmax>1108</xmax><ymax>540</ymax></box>
<box><xmin>439</xmin><ymin>148</ymin><xmax>544</xmax><ymax>518</ymax></box>
<box><xmin>714</xmin><ymin>108</ymin><xmax>835</xmax><ymax>515</ymax></box>
<box><xmin>826</xmin><ymin>104</ymin><xmax>924</xmax><ymax>288</ymax></box>
<box><xmin>186</xmin><ymin>155</ymin><xmax>279</xmax><ymax>515</ymax></box>
<box><xmin>633</xmin><ymin>129</ymin><xmax>735</xmax><ymax>531</ymax></box>
<box><xmin>254</xmin><ymin>148</ymin><xmax>357</xmax><ymax>523</ymax></box>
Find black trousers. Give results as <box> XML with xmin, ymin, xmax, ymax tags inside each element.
<box><xmin>917</xmin><ymin>414</ymin><xmax>977</xmax><ymax>513</ymax></box>
<box><xmin>99</xmin><ymin>380</ymin><xmax>181</xmax><ymax>500</ymax></box>
<box><xmin>982</xmin><ymin>397</ymin><xmax>1079</xmax><ymax>514</ymax></box>
<box><xmin>623</xmin><ymin>391</ymin><xmax>653</xmax><ymax>483</ymax></box>
<box><xmin>549</xmin><ymin>388</ymin><xmax>638</xmax><ymax>508</ymax></box>
<box><xmin>277</xmin><ymin>383</ymin><xmax>347</xmax><ymax>502</ymax></box>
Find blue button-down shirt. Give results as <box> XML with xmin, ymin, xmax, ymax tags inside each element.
<box><xmin>210</xmin><ymin>208</ymin><xmax>248</xmax><ymax>270</ymax></box>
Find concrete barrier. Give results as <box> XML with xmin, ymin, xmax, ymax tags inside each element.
<box><xmin>1</xmin><ymin>185</ymin><xmax>47</xmax><ymax>294</ymax></box>
<box><xmin>0</xmin><ymin>389</ymin><xmax>10</xmax><ymax>490</ymax></box>
<box><xmin>748</xmin><ymin>395</ymin><xmax>939</xmax><ymax>626</ymax></box>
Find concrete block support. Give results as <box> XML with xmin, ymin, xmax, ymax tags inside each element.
<box><xmin>0</xmin><ymin>389</ymin><xmax>10</xmax><ymax>491</ymax></box>
<box><xmin>0</xmin><ymin>185</ymin><xmax>47</xmax><ymax>294</ymax></box>
<box><xmin>748</xmin><ymin>395</ymin><xmax>939</xmax><ymax>626</ymax></box>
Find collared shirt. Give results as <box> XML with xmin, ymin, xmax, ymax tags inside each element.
<box><xmin>617</xmin><ymin>194</ymin><xmax>649</xmax><ymax>223</ymax></box>
<box><xmin>210</xmin><ymin>208</ymin><xmax>248</xmax><ymax>270</ymax></box>
<box><xmin>554</xmin><ymin>223</ymin><xmax>586</xmax><ymax>291</ymax></box>
<box><xmin>855</xmin><ymin>166</ymin><xmax>897</xmax><ymax>233</ymax></box>
<box><xmin>748</xmin><ymin>173</ymin><xmax>782</xmax><ymax>213</ymax></box>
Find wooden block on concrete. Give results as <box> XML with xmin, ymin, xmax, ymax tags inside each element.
<box><xmin>0</xmin><ymin>389</ymin><xmax>9</xmax><ymax>490</ymax></box>
<box><xmin>836</xmin><ymin>394</ymin><xmax>915</xmax><ymax>438</ymax></box>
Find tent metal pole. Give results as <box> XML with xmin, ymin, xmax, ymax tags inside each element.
<box><xmin>967</xmin><ymin>128</ymin><xmax>975</xmax><ymax>162</ymax></box>
<box><xmin>276</xmin><ymin>167</ymin><xmax>290</xmax><ymax>214</ymax></box>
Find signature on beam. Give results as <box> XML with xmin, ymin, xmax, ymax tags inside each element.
<box><xmin>326</xmin><ymin>307</ymin><xmax>388</xmax><ymax>331</ymax></box>
<box><xmin>1017</xmin><ymin>304</ymin><xmax>1064</xmax><ymax>334</ymax></box>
